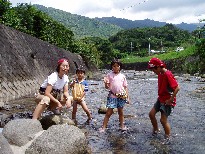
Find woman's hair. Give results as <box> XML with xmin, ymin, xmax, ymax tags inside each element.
<box><xmin>56</xmin><ymin>65</ymin><xmax>61</xmax><ymax>73</ymax></box>
<box><xmin>56</xmin><ymin>58</ymin><xmax>69</xmax><ymax>73</ymax></box>
<box><xmin>110</xmin><ymin>59</ymin><xmax>122</xmax><ymax>70</ymax></box>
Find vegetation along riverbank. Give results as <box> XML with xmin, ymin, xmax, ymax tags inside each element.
<box><xmin>1</xmin><ymin>1</ymin><xmax>205</xmax><ymax>74</ymax></box>
<box><xmin>0</xmin><ymin>0</ymin><xmax>205</xmax><ymax>103</ymax></box>
<box><xmin>0</xmin><ymin>1</ymin><xmax>205</xmax><ymax>153</ymax></box>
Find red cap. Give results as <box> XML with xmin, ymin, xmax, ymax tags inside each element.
<box><xmin>57</xmin><ymin>58</ymin><xmax>68</xmax><ymax>65</ymax></box>
<box><xmin>148</xmin><ymin>58</ymin><xmax>165</xmax><ymax>69</ymax></box>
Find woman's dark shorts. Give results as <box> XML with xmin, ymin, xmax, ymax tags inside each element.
<box><xmin>154</xmin><ymin>99</ymin><xmax>174</xmax><ymax>117</ymax></box>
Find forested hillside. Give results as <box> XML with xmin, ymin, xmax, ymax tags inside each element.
<box><xmin>95</xmin><ymin>17</ymin><xmax>199</xmax><ymax>32</ymax></box>
<box><xmin>1</xmin><ymin>0</ymin><xmax>204</xmax><ymax>73</ymax></box>
<box><xmin>33</xmin><ymin>5</ymin><xmax>199</xmax><ymax>37</ymax></box>
<box><xmin>33</xmin><ymin>4</ymin><xmax>122</xmax><ymax>39</ymax></box>
<box><xmin>109</xmin><ymin>24</ymin><xmax>192</xmax><ymax>57</ymax></box>
<box><xmin>95</xmin><ymin>17</ymin><xmax>166</xmax><ymax>29</ymax></box>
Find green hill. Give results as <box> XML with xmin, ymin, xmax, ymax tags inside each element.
<box><xmin>95</xmin><ymin>17</ymin><xmax>199</xmax><ymax>32</ymax></box>
<box><xmin>1</xmin><ymin>1</ymin><xmax>203</xmax><ymax>73</ymax></box>
<box><xmin>33</xmin><ymin>4</ymin><xmax>122</xmax><ymax>39</ymax></box>
<box><xmin>33</xmin><ymin>4</ymin><xmax>200</xmax><ymax>39</ymax></box>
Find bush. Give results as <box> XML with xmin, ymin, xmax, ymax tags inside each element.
<box><xmin>196</xmin><ymin>38</ymin><xmax>205</xmax><ymax>58</ymax></box>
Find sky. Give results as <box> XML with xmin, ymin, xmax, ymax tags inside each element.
<box><xmin>9</xmin><ymin>0</ymin><xmax>205</xmax><ymax>24</ymax></box>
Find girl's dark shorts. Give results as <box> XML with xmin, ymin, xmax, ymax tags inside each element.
<box><xmin>154</xmin><ymin>99</ymin><xmax>174</xmax><ymax>117</ymax></box>
<box><xmin>106</xmin><ymin>97</ymin><xmax>127</xmax><ymax>109</ymax></box>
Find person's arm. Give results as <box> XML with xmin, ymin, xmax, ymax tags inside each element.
<box><xmin>124</xmin><ymin>87</ymin><xmax>130</xmax><ymax>104</ymax></box>
<box><xmin>104</xmin><ymin>76</ymin><xmax>110</xmax><ymax>89</ymax></box>
<box><xmin>63</xmin><ymin>84</ymin><xmax>72</xmax><ymax>108</ymax></box>
<box><xmin>123</xmin><ymin>75</ymin><xmax>130</xmax><ymax>104</ymax></box>
<box><xmin>165</xmin><ymin>85</ymin><xmax>180</xmax><ymax>105</ymax></box>
<box><xmin>63</xmin><ymin>84</ymin><xmax>71</xmax><ymax>99</ymax></box>
<box><xmin>45</xmin><ymin>84</ymin><xmax>62</xmax><ymax>109</ymax></box>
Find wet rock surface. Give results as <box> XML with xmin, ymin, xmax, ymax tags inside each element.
<box><xmin>25</xmin><ymin>124</ymin><xmax>88</xmax><ymax>154</ymax></box>
<box><xmin>2</xmin><ymin>119</ymin><xmax>43</xmax><ymax>147</ymax></box>
<box><xmin>0</xmin><ymin>133</ymin><xmax>13</xmax><ymax>154</ymax></box>
<box><xmin>1</xmin><ymin>71</ymin><xmax>205</xmax><ymax>154</ymax></box>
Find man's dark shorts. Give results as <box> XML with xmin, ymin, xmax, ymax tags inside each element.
<box><xmin>154</xmin><ymin>99</ymin><xmax>174</xmax><ymax>117</ymax></box>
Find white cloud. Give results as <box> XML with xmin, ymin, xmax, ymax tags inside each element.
<box><xmin>9</xmin><ymin>0</ymin><xmax>205</xmax><ymax>24</ymax></box>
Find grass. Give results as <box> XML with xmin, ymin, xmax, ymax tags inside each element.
<box><xmin>121</xmin><ymin>45</ymin><xmax>196</xmax><ymax>63</ymax></box>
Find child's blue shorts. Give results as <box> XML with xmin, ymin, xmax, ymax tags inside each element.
<box><xmin>106</xmin><ymin>97</ymin><xmax>127</xmax><ymax>109</ymax></box>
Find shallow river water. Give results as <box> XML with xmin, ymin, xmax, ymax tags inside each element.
<box><xmin>1</xmin><ymin>72</ymin><xmax>205</xmax><ymax>154</ymax></box>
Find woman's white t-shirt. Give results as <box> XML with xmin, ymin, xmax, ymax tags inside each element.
<box><xmin>41</xmin><ymin>72</ymin><xmax>69</xmax><ymax>90</ymax></box>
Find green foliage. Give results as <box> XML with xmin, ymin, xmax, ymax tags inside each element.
<box><xmin>14</xmin><ymin>4</ymin><xmax>76</xmax><ymax>50</ymax></box>
<box><xmin>13</xmin><ymin>4</ymin><xmax>36</xmax><ymax>34</ymax></box>
<box><xmin>109</xmin><ymin>24</ymin><xmax>192</xmax><ymax>56</ymax></box>
<box><xmin>1</xmin><ymin>1</ymin><xmax>203</xmax><ymax>72</ymax></box>
<box><xmin>0</xmin><ymin>0</ymin><xmax>11</xmax><ymax>16</ymax></box>
<box><xmin>196</xmin><ymin>38</ymin><xmax>205</xmax><ymax>72</ymax></box>
<box><xmin>0</xmin><ymin>0</ymin><xmax>22</xmax><ymax>29</ymax></box>
<box><xmin>73</xmin><ymin>40</ymin><xmax>102</xmax><ymax>67</ymax></box>
<box><xmin>195</xmin><ymin>38</ymin><xmax>205</xmax><ymax>59</ymax></box>
<box><xmin>79</xmin><ymin>37</ymin><xmax>116</xmax><ymax>65</ymax></box>
<box><xmin>0</xmin><ymin>8</ymin><xmax>22</xmax><ymax>29</ymax></box>
<box><xmin>0</xmin><ymin>1</ymin><xmax>104</xmax><ymax>68</ymax></box>
<box><xmin>1</xmin><ymin>2</ymin><xmax>76</xmax><ymax>52</ymax></box>
<box><xmin>112</xmin><ymin>49</ymin><xmax>128</xmax><ymax>59</ymax></box>
<box><xmin>182</xmin><ymin>60</ymin><xmax>200</xmax><ymax>74</ymax></box>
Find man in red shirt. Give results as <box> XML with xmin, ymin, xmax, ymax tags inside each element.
<box><xmin>148</xmin><ymin>57</ymin><xmax>180</xmax><ymax>144</ymax></box>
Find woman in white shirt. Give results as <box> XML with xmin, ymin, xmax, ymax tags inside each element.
<box><xmin>32</xmin><ymin>58</ymin><xmax>72</xmax><ymax>119</ymax></box>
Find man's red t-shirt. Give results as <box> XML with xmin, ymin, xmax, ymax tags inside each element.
<box><xmin>158</xmin><ymin>70</ymin><xmax>178</xmax><ymax>106</ymax></box>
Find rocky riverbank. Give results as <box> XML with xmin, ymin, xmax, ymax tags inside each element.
<box><xmin>1</xmin><ymin>70</ymin><xmax>205</xmax><ymax>153</ymax></box>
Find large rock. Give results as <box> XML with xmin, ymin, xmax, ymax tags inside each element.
<box><xmin>0</xmin><ymin>133</ymin><xmax>13</xmax><ymax>154</ymax></box>
<box><xmin>98</xmin><ymin>103</ymin><xmax>117</xmax><ymax>114</ymax></box>
<box><xmin>40</xmin><ymin>115</ymin><xmax>75</xmax><ymax>130</ymax></box>
<box><xmin>2</xmin><ymin>119</ymin><xmax>43</xmax><ymax>146</ymax></box>
<box><xmin>0</xmin><ymin>102</ymin><xmax>4</xmax><ymax>108</ymax></box>
<box><xmin>0</xmin><ymin>24</ymin><xmax>97</xmax><ymax>102</ymax></box>
<box><xmin>0</xmin><ymin>113</ymin><xmax>12</xmax><ymax>127</ymax></box>
<box><xmin>25</xmin><ymin>124</ymin><xmax>88</xmax><ymax>154</ymax></box>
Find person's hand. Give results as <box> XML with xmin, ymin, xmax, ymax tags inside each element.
<box><xmin>65</xmin><ymin>100</ymin><xmax>72</xmax><ymax>108</ymax></box>
<box><xmin>70</xmin><ymin>79</ymin><xmax>76</xmax><ymax>87</ymax></box>
<box><xmin>72</xmin><ymin>78</ymin><xmax>77</xmax><ymax>83</ymax></box>
<box><xmin>75</xmin><ymin>97</ymin><xmax>82</xmax><ymax>103</ymax></box>
<box><xmin>56</xmin><ymin>102</ymin><xmax>63</xmax><ymax>110</ymax></box>
<box><xmin>165</xmin><ymin>98</ymin><xmax>173</xmax><ymax>105</ymax></box>
<box><xmin>103</xmin><ymin>77</ymin><xmax>109</xmax><ymax>83</ymax></box>
<box><xmin>126</xmin><ymin>99</ymin><xmax>131</xmax><ymax>104</ymax></box>
<box><xmin>104</xmin><ymin>77</ymin><xmax>110</xmax><ymax>89</ymax></box>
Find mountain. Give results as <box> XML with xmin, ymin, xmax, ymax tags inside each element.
<box><xmin>175</xmin><ymin>22</ymin><xmax>201</xmax><ymax>32</ymax></box>
<box><xmin>94</xmin><ymin>17</ymin><xmax>167</xmax><ymax>29</ymax></box>
<box><xmin>33</xmin><ymin>4</ymin><xmax>200</xmax><ymax>39</ymax></box>
<box><xmin>33</xmin><ymin>4</ymin><xmax>122</xmax><ymax>39</ymax></box>
<box><xmin>95</xmin><ymin>17</ymin><xmax>199</xmax><ymax>32</ymax></box>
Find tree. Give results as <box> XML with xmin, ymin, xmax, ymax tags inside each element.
<box><xmin>0</xmin><ymin>0</ymin><xmax>11</xmax><ymax>16</ymax></box>
<box><xmin>0</xmin><ymin>0</ymin><xmax>22</xmax><ymax>30</ymax></box>
<box><xmin>74</xmin><ymin>40</ymin><xmax>102</xmax><ymax>67</ymax></box>
<box><xmin>109</xmin><ymin>24</ymin><xmax>192</xmax><ymax>56</ymax></box>
<box><xmin>80</xmin><ymin>37</ymin><xmax>115</xmax><ymax>64</ymax></box>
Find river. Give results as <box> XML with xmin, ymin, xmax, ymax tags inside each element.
<box><xmin>1</xmin><ymin>71</ymin><xmax>205</xmax><ymax>154</ymax></box>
